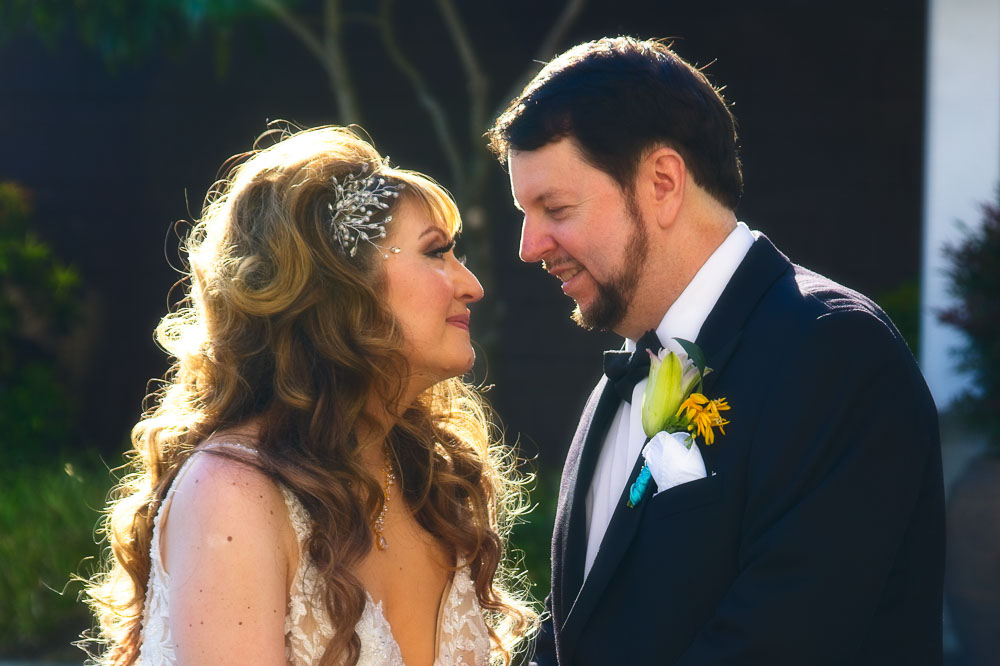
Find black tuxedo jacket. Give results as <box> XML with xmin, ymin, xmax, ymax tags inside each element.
<box><xmin>531</xmin><ymin>236</ymin><xmax>944</xmax><ymax>665</ymax></box>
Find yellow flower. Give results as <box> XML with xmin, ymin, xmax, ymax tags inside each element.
<box><xmin>678</xmin><ymin>393</ymin><xmax>731</xmax><ymax>445</ymax></box>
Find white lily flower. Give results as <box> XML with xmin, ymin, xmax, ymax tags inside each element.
<box><xmin>640</xmin><ymin>348</ymin><xmax>702</xmax><ymax>438</ymax></box>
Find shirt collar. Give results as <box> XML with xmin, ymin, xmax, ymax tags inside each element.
<box><xmin>626</xmin><ymin>222</ymin><xmax>756</xmax><ymax>353</ymax></box>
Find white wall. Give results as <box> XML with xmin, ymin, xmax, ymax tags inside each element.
<box><xmin>921</xmin><ymin>0</ymin><xmax>1000</xmax><ymax>408</ymax></box>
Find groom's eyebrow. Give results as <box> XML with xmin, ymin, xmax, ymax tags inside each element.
<box><xmin>532</xmin><ymin>189</ymin><xmax>573</xmax><ymax>207</ymax></box>
<box><xmin>512</xmin><ymin>188</ymin><xmax>574</xmax><ymax>213</ymax></box>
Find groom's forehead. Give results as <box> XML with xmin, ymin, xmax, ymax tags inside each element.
<box><xmin>509</xmin><ymin>142</ymin><xmax>591</xmax><ymax>193</ymax></box>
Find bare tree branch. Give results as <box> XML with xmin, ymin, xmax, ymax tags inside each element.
<box><xmin>432</xmin><ymin>0</ymin><xmax>489</xmax><ymax>133</ymax></box>
<box><xmin>322</xmin><ymin>0</ymin><xmax>362</xmax><ymax>124</ymax></box>
<box><xmin>531</xmin><ymin>0</ymin><xmax>587</xmax><ymax>69</ymax></box>
<box><xmin>376</xmin><ymin>0</ymin><xmax>464</xmax><ymax>196</ymax></box>
<box><xmin>496</xmin><ymin>0</ymin><xmax>587</xmax><ymax>119</ymax></box>
<box><xmin>254</xmin><ymin>0</ymin><xmax>324</xmax><ymax>62</ymax></box>
<box><xmin>254</xmin><ymin>0</ymin><xmax>361</xmax><ymax>124</ymax></box>
<box><xmin>431</xmin><ymin>0</ymin><xmax>496</xmax><ymax>210</ymax></box>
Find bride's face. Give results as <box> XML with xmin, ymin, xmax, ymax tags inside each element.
<box><xmin>383</xmin><ymin>198</ymin><xmax>483</xmax><ymax>390</ymax></box>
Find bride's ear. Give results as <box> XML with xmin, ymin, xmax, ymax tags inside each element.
<box><xmin>639</xmin><ymin>147</ymin><xmax>685</xmax><ymax>230</ymax></box>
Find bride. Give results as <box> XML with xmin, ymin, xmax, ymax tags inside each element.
<box><xmin>84</xmin><ymin>126</ymin><xmax>536</xmax><ymax>665</ymax></box>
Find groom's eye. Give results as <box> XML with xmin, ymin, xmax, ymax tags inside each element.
<box><xmin>546</xmin><ymin>206</ymin><xmax>570</xmax><ymax>219</ymax></box>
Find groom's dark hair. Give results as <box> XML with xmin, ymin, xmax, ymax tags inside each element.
<box><xmin>488</xmin><ymin>36</ymin><xmax>743</xmax><ymax>210</ymax></box>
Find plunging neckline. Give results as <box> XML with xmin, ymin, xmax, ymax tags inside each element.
<box><xmin>141</xmin><ymin>441</ymin><xmax>491</xmax><ymax>665</ymax></box>
<box><xmin>363</xmin><ymin>571</ymin><xmax>455</xmax><ymax>663</ymax></box>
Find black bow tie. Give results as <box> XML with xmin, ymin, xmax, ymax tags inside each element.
<box><xmin>602</xmin><ymin>329</ymin><xmax>663</xmax><ymax>403</ymax></box>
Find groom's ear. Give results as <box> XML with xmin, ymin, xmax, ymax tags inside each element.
<box><xmin>640</xmin><ymin>146</ymin><xmax>686</xmax><ymax>230</ymax></box>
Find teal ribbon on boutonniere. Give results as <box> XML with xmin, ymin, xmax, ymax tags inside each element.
<box><xmin>627</xmin><ymin>465</ymin><xmax>653</xmax><ymax>508</ymax></box>
<box><xmin>627</xmin><ymin>338</ymin><xmax>730</xmax><ymax>509</ymax></box>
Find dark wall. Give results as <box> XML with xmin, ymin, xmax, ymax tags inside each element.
<box><xmin>0</xmin><ymin>0</ymin><xmax>926</xmax><ymax>470</ymax></box>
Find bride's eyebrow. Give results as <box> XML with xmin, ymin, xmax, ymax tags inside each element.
<box><xmin>418</xmin><ymin>225</ymin><xmax>449</xmax><ymax>242</ymax></box>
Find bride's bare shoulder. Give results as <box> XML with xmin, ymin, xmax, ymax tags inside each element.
<box><xmin>161</xmin><ymin>440</ymin><xmax>297</xmax><ymax>575</ymax></box>
<box><xmin>176</xmin><ymin>443</ymin><xmax>271</xmax><ymax>497</ymax></box>
<box><xmin>159</xmin><ymin>442</ymin><xmax>296</xmax><ymax>662</ymax></box>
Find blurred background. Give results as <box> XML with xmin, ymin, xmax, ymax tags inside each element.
<box><xmin>1</xmin><ymin>0</ymin><xmax>997</xmax><ymax>663</ymax></box>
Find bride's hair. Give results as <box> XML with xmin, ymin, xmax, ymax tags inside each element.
<box><xmin>83</xmin><ymin>125</ymin><xmax>536</xmax><ymax>665</ymax></box>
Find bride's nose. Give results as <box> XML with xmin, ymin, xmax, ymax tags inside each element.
<box><xmin>454</xmin><ymin>259</ymin><xmax>484</xmax><ymax>304</ymax></box>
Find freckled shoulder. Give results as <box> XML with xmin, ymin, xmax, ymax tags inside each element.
<box><xmin>161</xmin><ymin>450</ymin><xmax>298</xmax><ymax>579</ymax></box>
<box><xmin>161</xmin><ymin>450</ymin><xmax>299</xmax><ymax>664</ymax></box>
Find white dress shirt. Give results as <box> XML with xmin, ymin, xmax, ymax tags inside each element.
<box><xmin>582</xmin><ymin>222</ymin><xmax>756</xmax><ymax>579</ymax></box>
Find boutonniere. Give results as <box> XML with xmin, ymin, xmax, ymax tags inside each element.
<box><xmin>627</xmin><ymin>338</ymin><xmax>731</xmax><ymax>508</ymax></box>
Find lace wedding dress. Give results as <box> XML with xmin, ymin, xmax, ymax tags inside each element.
<box><xmin>137</xmin><ymin>443</ymin><xmax>491</xmax><ymax>665</ymax></box>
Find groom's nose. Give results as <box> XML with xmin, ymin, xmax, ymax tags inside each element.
<box><xmin>519</xmin><ymin>215</ymin><xmax>554</xmax><ymax>263</ymax></box>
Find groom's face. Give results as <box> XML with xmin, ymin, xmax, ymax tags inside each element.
<box><xmin>509</xmin><ymin>138</ymin><xmax>648</xmax><ymax>333</ymax></box>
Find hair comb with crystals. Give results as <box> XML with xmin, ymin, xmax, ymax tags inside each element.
<box><xmin>328</xmin><ymin>163</ymin><xmax>403</xmax><ymax>258</ymax></box>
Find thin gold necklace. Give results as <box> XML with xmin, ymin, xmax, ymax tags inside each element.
<box><xmin>373</xmin><ymin>456</ymin><xmax>396</xmax><ymax>551</ymax></box>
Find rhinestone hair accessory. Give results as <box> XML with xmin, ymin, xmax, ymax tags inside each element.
<box><xmin>328</xmin><ymin>164</ymin><xmax>402</xmax><ymax>258</ymax></box>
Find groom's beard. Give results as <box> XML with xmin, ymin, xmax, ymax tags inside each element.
<box><xmin>572</xmin><ymin>198</ymin><xmax>649</xmax><ymax>332</ymax></box>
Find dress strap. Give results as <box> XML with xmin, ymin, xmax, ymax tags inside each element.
<box><xmin>163</xmin><ymin>442</ymin><xmax>260</xmax><ymax>510</ymax></box>
<box><xmin>195</xmin><ymin>440</ymin><xmax>260</xmax><ymax>458</ymax></box>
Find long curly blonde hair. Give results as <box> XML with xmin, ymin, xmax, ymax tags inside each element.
<box><xmin>83</xmin><ymin>126</ymin><xmax>536</xmax><ymax>665</ymax></box>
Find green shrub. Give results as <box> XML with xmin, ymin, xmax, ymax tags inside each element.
<box><xmin>940</xmin><ymin>193</ymin><xmax>1000</xmax><ymax>446</ymax></box>
<box><xmin>0</xmin><ymin>182</ymin><xmax>84</xmax><ymax>467</ymax></box>
<box><xmin>508</xmin><ymin>462</ymin><xmax>559</xmax><ymax>603</ymax></box>
<box><xmin>0</xmin><ymin>458</ymin><xmax>112</xmax><ymax>659</ymax></box>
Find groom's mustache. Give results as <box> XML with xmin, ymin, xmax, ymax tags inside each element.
<box><xmin>542</xmin><ymin>256</ymin><xmax>584</xmax><ymax>283</ymax></box>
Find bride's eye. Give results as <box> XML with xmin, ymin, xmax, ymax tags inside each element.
<box><xmin>428</xmin><ymin>239</ymin><xmax>455</xmax><ymax>259</ymax></box>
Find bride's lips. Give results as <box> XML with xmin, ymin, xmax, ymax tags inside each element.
<box><xmin>447</xmin><ymin>313</ymin><xmax>470</xmax><ymax>330</ymax></box>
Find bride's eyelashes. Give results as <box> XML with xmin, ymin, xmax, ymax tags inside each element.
<box><xmin>423</xmin><ymin>234</ymin><xmax>466</xmax><ymax>264</ymax></box>
<box><xmin>427</xmin><ymin>239</ymin><xmax>456</xmax><ymax>259</ymax></box>
<box><xmin>447</xmin><ymin>243</ymin><xmax>468</xmax><ymax>266</ymax></box>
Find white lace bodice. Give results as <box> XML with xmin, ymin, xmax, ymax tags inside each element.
<box><xmin>137</xmin><ymin>443</ymin><xmax>491</xmax><ymax>665</ymax></box>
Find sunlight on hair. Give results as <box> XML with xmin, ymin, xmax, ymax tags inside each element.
<box><xmin>81</xmin><ymin>125</ymin><xmax>537</xmax><ymax>665</ymax></box>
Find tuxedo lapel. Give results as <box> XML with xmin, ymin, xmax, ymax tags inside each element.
<box><xmin>552</xmin><ymin>376</ymin><xmax>622</xmax><ymax>618</ymax></box>
<box><xmin>560</xmin><ymin>451</ymin><xmax>648</xmax><ymax>650</ymax></box>
<box><xmin>695</xmin><ymin>235</ymin><xmax>790</xmax><ymax>473</ymax></box>
<box><xmin>697</xmin><ymin>234</ymin><xmax>790</xmax><ymax>370</ymax></box>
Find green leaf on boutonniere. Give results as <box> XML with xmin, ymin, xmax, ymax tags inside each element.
<box><xmin>674</xmin><ymin>337</ymin><xmax>707</xmax><ymax>376</ymax></box>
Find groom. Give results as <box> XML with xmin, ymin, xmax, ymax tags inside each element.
<box><xmin>488</xmin><ymin>38</ymin><xmax>944</xmax><ymax>665</ymax></box>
